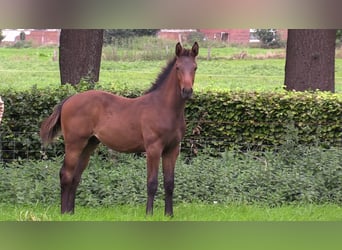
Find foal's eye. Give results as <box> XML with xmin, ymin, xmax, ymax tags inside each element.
<box><xmin>176</xmin><ymin>66</ymin><xmax>180</xmax><ymax>71</ymax></box>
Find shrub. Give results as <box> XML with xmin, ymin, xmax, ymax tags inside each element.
<box><xmin>0</xmin><ymin>85</ymin><xmax>77</xmax><ymax>161</ymax></box>
<box><xmin>254</xmin><ymin>29</ymin><xmax>284</xmax><ymax>48</ymax></box>
<box><xmin>186</xmin><ymin>32</ymin><xmax>205</xmax><ymax>45</ymax></box>
<box><xmin>185</xmin><ymin>91</ymin><xmax>341</xmax><ymax>154</ymax></box>
<box><xmin>12</xmin><ymin>40</ymin><xmax>33</xmax><ymax>48</ymax></box>
<box><xmin>0</xmin><ymin>145</ymin><xmax>341</xmax><ymax>207</ymax></box>
<box><xmin>0</xmin><ymin>86</ymin><xmax>341</xmax><ymax>161</ymax></box>
<box><xmin>103</xmin><ymin>30</ymin><xmax>159</xmax><ymax>45</ymax></box>
<box><xmin>0</xmin><ymin>29</ymin><xmax>4</xmax><ymax>43</ymax></box>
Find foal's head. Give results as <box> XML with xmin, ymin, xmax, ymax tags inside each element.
<box><xmin>175</xmin><ymin>42</ymin><xmax>199</xmax><ymax>99</ymax></box>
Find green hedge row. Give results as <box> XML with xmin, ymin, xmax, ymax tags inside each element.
<box><xmin>1</xmin><ymin>145</ymin><xmax>341</xmax><ymax>206</ymax></box>
<box><xmin>186</xmin><ymin>91</ymin><xmax>342</xmax><ymax>153</ymax></box>
<box><xmin>0</xmin><ymin>85</ymin><xmax>341</xmax><ymax>160</ymax></box>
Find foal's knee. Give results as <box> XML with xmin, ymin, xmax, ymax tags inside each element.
<box><xmin>59</xmin><ymin>167</ymin><xmax>74</xmax><ymax>187</ymax></box>
<box><xmin>164</xmin><ymin>178</ymin><xmax>174</xmax><ymax>195</ymax></box>
<box><xmin>147</xmin><ymin>178</ymin><xmax>158</xmax><ymax>196</ymax></box>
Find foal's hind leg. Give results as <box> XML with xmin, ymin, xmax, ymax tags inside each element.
<box><xmin>145</xmin><ymin>144</ymin><xmax>162</xmax><ymax>215</ymax></box>
<box><xmin>60</xmin><ymin>136</ymin><xmax>99</xmax><ymax>214</ymax></box>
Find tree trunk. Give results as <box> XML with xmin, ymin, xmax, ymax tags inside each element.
<box><xmin>59</xmin><ymin>29</ymin><xmax>104</xmax><ymax>85</ymax></box>
<box><xmin>284</xmin><ymin>29</ymin><xmax>336</xmax><ymax>92</ymax></box>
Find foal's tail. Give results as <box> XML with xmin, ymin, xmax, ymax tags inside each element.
<box><xmin>40</xmin><ymin>98</ymin><xmax>69</xmax><ymax>147</ymax></box>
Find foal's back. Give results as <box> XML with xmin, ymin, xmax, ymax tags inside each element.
<box><xmin>61</xmin><ymin>90</ymin><xmax>153</xmax><ymax>153</ymax></box>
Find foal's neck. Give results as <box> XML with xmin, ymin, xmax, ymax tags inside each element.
<box><xmin>156</xmin><ymin>67</ymin><xmax>186</xmax><ymax>112</ymax></box>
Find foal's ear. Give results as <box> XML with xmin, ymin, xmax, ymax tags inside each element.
<box><xmin>191</xmin><ymin>42</ymin><xmax>199</xmax><ymax>57</ymax></box>
<box><xmin>175</xmin><ymin>42</ymin><xmax>183</xmax><ymax>57</ymax></box>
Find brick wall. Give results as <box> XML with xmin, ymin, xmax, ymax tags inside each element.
<box><xmin>201</xmin><ymin>29</ymin><xmax>252</xmax><ymax>44</ymax></box>
<box><xmin>159</xmin><ymin>29</ymin><xmax>288</xmax><ymax>44</ymax></box>
<box><xmin>16</xmin><ymin>30</ymin><xmax>60</xmax><ymax>46</ymax></box>
<box><xmin>159</xmin><ymin>29</ymin><xmax>252</xmax><ymax>44</ymax></box>
<box><xmin>157</xmin><ymin>29</ymin><xmax>195</xmax><ymax>42</ymax></box>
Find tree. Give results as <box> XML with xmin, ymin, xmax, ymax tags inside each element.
<box><xmin>336</xmin><ymin>29</ymin><xmax>342</xmax><ymax>46</ymax></box>
<box><xmin>284</xmin><ymin>29</ymin><xmax>336</xmax><ymax>92</ymax></box>
<box><xmin>0</xmin><ymin>29</ymin><xmax>4</xmax><ymax>43</ymax></box>
<box><xmin>254</xmin><ymin>29</ymin><xmax>283</xmax><ymax>48</ymax></box>
<box><xmin>59</xmin><ymin>29</ymin><xmax>104</xmax><ymax>85</ymax></box>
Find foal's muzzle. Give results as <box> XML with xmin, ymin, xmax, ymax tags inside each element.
<box><xmin>181</xmin><ymin>88</ymin><xmax>193</xmax><ymax>99</ymax></box>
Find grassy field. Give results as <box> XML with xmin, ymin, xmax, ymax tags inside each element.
<box><xmin>1</xmin><ymin>203</ymin><xmax>341</xmax><ymax>221</ymax></box>
<box><xmin>1</xmin><ymin>44</ymin><xmax>341</xmax><ymax>224</ymax></box>
<box><xmin>1</xmin><ymin>46</ymin><xmax>342</xmax><ymax>92</ymax></box>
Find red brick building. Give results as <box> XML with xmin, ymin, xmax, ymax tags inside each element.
<box><xmin>22</xmin><ymin>29</ymin><xmax>60</xmax><ymax>46</ymax></box>
<box><xmin>200</xmin><ymin>29</ymin><xmax>250</xmax><ymax>43</ymax></box>
<box><xmin>158</xmin><ymin>29</ymin><xmax>288</xmax><ymax>44</ymax></box>
<box><xmin>3</xmin><ymin>29</ymin><xmax>288</xmax><ymax>47</ymax></box>
<box><xmin>157</xmin><ymin>29</ymin><xmax>197</xmax><ymax>41</ymax></box>
<box><xmin>2</xmin><ymin>29</ymin><xmax>60</xmax><ymax>46</ymax></box>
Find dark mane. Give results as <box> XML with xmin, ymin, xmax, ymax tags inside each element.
<box><xmin>145</xmin><ymin>57</ymin><xmax>177</xmax><ymax>94</ymax></box>
<box><xmin>145</xmin><ymin>48</ymin><xmax>193</xmax><ymax>94</ymax></box>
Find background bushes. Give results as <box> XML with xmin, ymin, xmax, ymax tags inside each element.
<box><xmin>185</xmin><ymin>91</ymin><xmax>341</xmax><ymax>154</ymax></box>
<box><xmin>0</xmin><ymin>86</ymin><xmax>77</xmax><ymax>160</ymax></box>
<box><xmin>0</xmin><ymin>86</ymin><xmax>341</xmax><ymax>160</ymax></box>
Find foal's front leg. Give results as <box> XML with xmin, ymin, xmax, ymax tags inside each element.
<box><xmin>162</xmin><ymin>145</ymin><xmax>179</xmax><ymax>217</ymax></box>
<box><xmin>145</xmin><ymin>146</ymin><xmax>162</xmax><ymax>215</ymax></box>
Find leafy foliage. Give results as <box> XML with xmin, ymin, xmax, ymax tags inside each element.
<box><xmin>186</xmin><ymin>32</ymin><xmax>205</xmax><ymax>45</ymax></box>
<box><xmin>0</xmin><ymin>144</ymin><xmax>341</xmax><ymax>207</ymax></box>
<box><xmin>336</xmin><ymin>29</ymin><xmax>342</xmax><ymax>46</ymax></box>
<box><xmin>103</xmin><ymin>29</ymin><xmax>159</xmax><ymax>45</ymax></box>
<box><xmin>0</xmin><ymin>85</ymin><xmax>77</xmax><ymax>160</ymax></box>
<box><xmin>185</xmin><ymin>90</ymin><xmax>342</xmax><ymax>154</ymax></box>
<box><xmin>254</xmin><ymin>29</ymin><xmax>284</xmax><ymax>48</ymax></box>
<box><xmin>0</xmin><ymin>87</ymin><xmax>341</xmax><ymax>161</ymax></box>
<box><xmin>0</xmin><ymin>29</ymin><xmax>4</xmax><ymax>42</ymax></box>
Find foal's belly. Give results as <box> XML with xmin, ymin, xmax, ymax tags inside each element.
<box><xmin>89</xmin><ymin>105</ymin><xmax>146</xmax><ymax>152</ymax></box>
<box><xmin>94</xmin><ymin>128</ymin><xmax>145</xmax><ymax>153</ymax></box>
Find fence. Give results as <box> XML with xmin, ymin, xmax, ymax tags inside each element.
<box><xmin>0</xmin><ymin>130</ymin><xmax>218</xmax><ymax>162</ymax></box>
<box><xmin>0</xmin><ymin>131</ymin><xmax>61</xmax><ymax>162</ymax></box>
<box><xmin>1</xmin><ymin>121</ymin><xmax>341</xmax><ymax>163</ymax></box>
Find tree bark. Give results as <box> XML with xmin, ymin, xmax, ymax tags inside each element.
<box><xmin>284</xmin><ymin>29</ymin><xmax>336</xmax><ymax>92</ymax></box>
<box><xmin>59</xmin><ymin>29</ymin><xmax>104</xmax><ymax>85</ymax></box>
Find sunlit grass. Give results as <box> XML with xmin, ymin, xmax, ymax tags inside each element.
<box><xmin>1</xmin><ymin>203</ymin><xmax>341</xmax><ymax>221</ymax></box>
<box><xmin>1</xmin><ymin>47</ymin><xmax>341</xmax><ymax>92</ymax></box>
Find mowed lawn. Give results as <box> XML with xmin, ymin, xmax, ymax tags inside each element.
<box><xmin>1</xmin><ymin>46</ymin><xmax>342</xmax><ymax>92</ymax></box>
<box><xmin>1</xmin><ymin>203</ymin><xmax>341</xmax><ymax>221</ymax></box>
<box><xmin>0</xmin><ymin>46</ymin><xmax>341</xmax><ymax>223</ymax></box>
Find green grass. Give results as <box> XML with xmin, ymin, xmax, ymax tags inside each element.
<box><xmin>1</xmin><ymin>203</ymin><xmax>341</xmax><ymax>221</ymax></box>
<box><xmin>0</xmin><ymin>45</ymin><xmax>341</xmax><ymax>222</ymax></box>
<box><xmin>99</xmin><ymin>59</ymin><xmax>288</xmax><ymax>92</ymax></box>
<box><xmin>1</xmin><ymin>46</ymin><xmax>342</xmax><ymax>92</ymax></box>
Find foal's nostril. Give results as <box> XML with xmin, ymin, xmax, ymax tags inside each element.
<box><xmin>181</xmin><ymin>88</ymin><xmax>193</xmax><ymax>99</ymax></box>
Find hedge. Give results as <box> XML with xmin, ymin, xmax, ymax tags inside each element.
<box><xmin>185</xmin><ymin>91</ymin><xmax>342</xmax><ymax>154</ymax></box>
<box><xmin>0</xmin><ymin>85</ymin><xmax>341</xmax><ymax>160</ymax></box>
